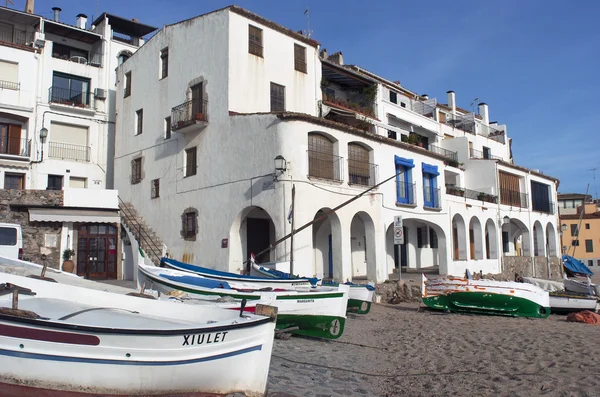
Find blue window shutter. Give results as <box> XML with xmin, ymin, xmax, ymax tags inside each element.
<box><xmin>395</xmin><ymin>156</ymin><xmax>415</xmax><ymax>169</ymax></box>
<box><xmin>422</xmin><ymin>163</ymin><xmax>439</xmax><ymax>176</ymax></box>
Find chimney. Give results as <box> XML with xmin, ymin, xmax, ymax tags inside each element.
<box><xmin>447</xmin><ymin>90</ymin><xmax>456</xmax><ymax>114</ymax></box>
<box><xmin>76</xmin><ymin>14</ymin><xmax>88</xmax><ymax>29</ymax></box>
<box><xmin>52</xmin><ymin>7</ymin><xmax>62</xmax><ymax>22</ymax></box>
<box><xmin>328</xmin><ymin>51</ymin><xmax>343</xmax><ymax>65</ymax></box>
<box><xmin>319</xmin><ymin>48</ymin><xmax>328</xmax><ymax>59</ymax></box>
<box><xmin>24</xmin><ymin>0</ymin><xmax>34</xmax><ymax>13</ymax></box>
<box><xmin>478</xmin><ymin>103</ymin><xmax>489</xmax><ymax>125</ymax></box>
<box><xmin>421</xmin><ymin>94</ymin><xmax>429</xmax><ymax>100</ymax></box>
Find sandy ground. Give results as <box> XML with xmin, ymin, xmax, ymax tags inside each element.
<box><xmin>267</xmin><ymin>303</ymin><xmax>600</xmax><ymax>397</ymax></box>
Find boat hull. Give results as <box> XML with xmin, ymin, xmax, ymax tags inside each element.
<box><xmin>549</xmin><ymin>293</ymin><xmax>598</xmax><ymax>313</ymax></box>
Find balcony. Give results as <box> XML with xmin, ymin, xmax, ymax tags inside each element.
<box><xmin>0</xmin><ymin>136</ymin><xmax>30</xmax><ymax>157</ymax></box>
<box><xmin>423</xmin><ymin>186</ymin><xmax>441</xmax><ymax>209</ymax></box>
<box><xmin>396</xmin><ymin>181</ymin><xmax>416</xmax><ymax>205</ymax></box>
<box><xmin>500</xmin><ymin>189</ymin><xmax>528</xmax><ymax>208</ymax></box>
<box><xmin>51</xmin><ymin>51</ymin><xmax>103</xmax><ymax>67</ymax></box>
<box><xmin>412</xmin><ymin>99</ymin><xmax>437</xmax><ymax>120</ymax></box>
<box><xmin>0</xmin><ymin>80</ymin><xmax>19</xmax><ymax>91</ymax></box>
<box><xmin>469</xmin><ymin>148</ymin><xmax>502</xmax><ymax>161</ymax></box>
<box><xmin>48</xmin><ymin>142</ymin><xmax>90</xmax><ymax>162</ymax></box>
<box><xmin>478</xmin><ymin>123</ymin><xmax>506</xmax><ymax>144</ymax></box>
<box><xmin>348</xmin><ymin>160</ymin><xmax>378</xmax><ymax>187</ymax></box>
<box><xmin>171</xmin><ymin>98</ymin><xmax>209</xmax><ymax>134</ymax></box>
<box><xmin>430</xmin><ymin>144</ymin><xmax>458</xmax><ymax>162</ymax></box>
<box><xmin>0</xmin><ymin>24</ymin><xmax>34</xmax><ymax>48</ymax></box>
<box><xmin>48</xmin><ymin>87</ymin><xmax>92</xmax><ymax>109</ymax></box>
<box><xmin>307</xmin><ymin>150</ymin><xmax>343</xmax><ymax>182</ymax></box>
<box><xmin>445</xmin><ymin>184</ymin><xmax>498</xmax><ymax>204</ymax></box>
<box><xmin>444</xmin><ymin>113</ymin><xmax>475</xmax><ymax>134</ymax></box>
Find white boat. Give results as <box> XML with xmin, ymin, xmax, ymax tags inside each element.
<box><xmin>549</xmin><ymin>292</ymin><xmax>598</xmax><ymax>313</ymax></box>
<box><xmin>139</xmin><ymin>264</ymin><xmax>350</xmax><ymax>339</ymax></box>
<box><xmin>563</xmin><ymin>276</ymin><xmax>597</xmax><ymax>296</ymax></box>
<box><xmin>0</xmin><ymin>272</ymin><xmax>276</xmax><ymax>396</ymax></box>
<box><xmin>422</xmin><ymin>274</ymin><xmax>551</xmax><ymax>318</ymax></box>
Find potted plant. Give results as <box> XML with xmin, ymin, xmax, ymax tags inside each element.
<box><xmin>62</xmin><ymin>248</ymin><xmax>75</xmax><ymax>273</ymax></box>
<box><xmin>194</xmin><ymin>112</ymin><xmax>206</xmax><ymax>121</ymax></box>
<box><xmin>477</xmin><ymin>192</ymin><xmax>486</xmax><ymax>201</ymax></box>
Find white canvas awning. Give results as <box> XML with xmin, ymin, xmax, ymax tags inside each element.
<box><xmin>28</xmin><ymin>208</ymin><xmax>120</xmax><ymax>224</ymax></box>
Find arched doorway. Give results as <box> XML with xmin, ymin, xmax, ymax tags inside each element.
<box><xmin>228</xmin><ymin>206</ymin><xmax>275</xmax><ymax>273</ymax></box>
<box><xmin>312</xmin><ymin>208</ymin><xmax>342</xmax><ymax>281</ymax></box>
<box><xmin>533</xmin><ymin>221</ymin><xmax>545</xmax><ymax>256</ymax></box>
<box><xmin>349</xmin><ymin>211</ymin><xmax>376</xmax><ymax>281</ymax></box>
<box><xmin>386</xmin><ymin>219</ymin><xmax>447</xmax><ymax>272</ymax></box>
<box><xmin>501</xmin><ymin>218</ymin><xmax>530</xmax><ymax>256</ymax></box>
<box><xmin>452</xmin><ymin>214</ymin><xmax>467</xmax><ymax>260</ymax></box>
<box><xmin>469</xmin><ymin>217</ymin><xmax>483</xmax><ymax>260</ymax></box>
<box><xmin>485</xmin><ymin>218</ymin><xmax>498</xmax><ymax>259</ymax></box>
<box><xmin>546</xmin><ymin>223</ymin><xmax>558</xmax><ymax>256</ymax></box>
<box><xmin>385</xmin><ymin>222</ymin><xmax>409</xmax><ymax>276</ymax></box>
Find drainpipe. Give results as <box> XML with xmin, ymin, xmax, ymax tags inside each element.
<box><xmin>494</xmin><ymin>161</ymin><xmax>503</xmax><ymax>273</ymax></box>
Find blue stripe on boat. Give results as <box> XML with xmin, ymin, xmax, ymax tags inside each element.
<box><xmin>158</xmin><ymin>273</ymin><xmax>231</xmax><ymax>289</ymax></box>
<box><xmin>0</xmin><ymin>344</ymin><xmax>262</xmax><ymax>366</ymax></box>
<box><xmin>321</xmin><ymin>281</ymin><xmax>376</xmax><ymax>291</ymax></box>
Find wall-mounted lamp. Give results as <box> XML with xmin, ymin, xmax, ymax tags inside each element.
<box><xmin>40</xmin><ymin>127</ymin><xmax>48</xmax><ymax>142</ymax></box>
<box><xmin>274</xmin><ymin>155</ymin><xmax>287</xmax><ymax>181</ymax></box>
<box><xmin>32</xmin><ymin>127</ymin><xmax>49</xmax><ymax>164</ymax></box>
<box><xmin>561</xmin><ymin>224</ymin><xmax>567</xmax><ymax>232</ymax></box>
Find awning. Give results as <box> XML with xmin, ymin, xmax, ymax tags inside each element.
<box><xmin>29</xmin><ymin>208</ymin><xmax>120</xmax><ymax>224</ymax></box>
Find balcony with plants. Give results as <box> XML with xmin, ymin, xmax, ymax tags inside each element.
<box><xmin>445</xmin><ymin>184</ymin><xmax>498</xmax><ymax>204</ymax></box>
<box><xmin>171</xmin><ymin>98</ymin><xmax>209</xmax><ymax>134</ymax></box>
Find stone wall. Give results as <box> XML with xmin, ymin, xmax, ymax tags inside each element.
<box><xmin>0</xmin><ymin>190</ymin><xmax>64</xmax><ymax>268</ymax></box>
<box><xmin>501</xmin><ymin>256</ymin><xmax>562</xmax><ymax>280</ymax></box>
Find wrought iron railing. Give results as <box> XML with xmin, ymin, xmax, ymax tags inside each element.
<box><xmin>445</xmin><ymin>113</ymin><xmax>475</xmax><ymax>134</ymax></box>
<box><xmin>532</xmin><ymin>200</ymin><xmax>555</xmax><ymax>214</ymax></box>
<box><xmin>323</xmin><ymin>93</ymin><xmax>376</xmax><ymax>118</ymax></box>
<box><xmin>445</xmin><ymin>184</ymin><xmax>498</xmax><ymax>204</ymax></box>
<box><xmin>478</xmin><ymin>123</ymin><xmax>506</xmax><ymax>144</ymax></box>
<box><xmin>0</xmin><ymin>137</ymin><xmax>30</xmax><ymax>157</ymax></box>
<box><xmin>51</xmin><ymin>51</ymin><xmax>103</xmax><ymax>67</ymax></box>
<box><xmin>171</xmin><ymin>98</ymin><xmax>208</xmax><ymax>131</ymax></box>
<box><xmin>396</xmin><ymin>181</ymin><xmax>416</xmax><ymax>205</ymax></box>
<box><xmin>423</xmin><ymin>186</ymin><xmax>441</xmax><ymax>208</ymax></box>
<box><xmin>48</xmin><ymin>86</ymin><xmax>91</xmax><ymax>108</ymax></box>
<box><xmin>307</xmin><ymin>150</ymin><xmax>343</xmax><ymax>182</ymax></box>
<box><xmin>429</xmin><ymin>144</ymin><xmax>458</xmax><ymax>162</ymax></box>
<box><xmin>348</xmin><ymin>160</ymin><xmax>378</xmax><ymax>187</ymax></box>
<box><xmin>118</xmin><ymin>196</ymin><xmax>163</xmax><ymax>266</ymax></box>
<box><xmin>48</xmin><ymin>142</ymin><xmax>90</xmax><ymax>162</ymax></box>
<box><xmin>500</xmin><ymin>189</ymin><xmax>528</xmax><ymax>208</ymax></box>
<box><xmin>469</xmin><ymin>148</ymin><xmax>502</xmax><ymax>160</ymax></box>
<box><xmin>0</xmin><ymin>80</ymin><xmax>19</xmax><ymax>90</ymax></box>
<box><xmin>0</xmin><ymin>24</ymin><xmax>34</xmax><ymax>46</ymax></box>
<box><xmin>412</xmin><ymin>99</ymin><xmax>437</xmax><ymax>119</ymax></box>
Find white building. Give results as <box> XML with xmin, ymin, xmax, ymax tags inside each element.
<box><xmin>0</xmin><ymin>3</ymin><xmax>156</xmax><ymax>278</ymax></box>
<box><xmin>114</xmin><ymin>6</ymin><xmax>560</xmax><ymax>282</ymax></box>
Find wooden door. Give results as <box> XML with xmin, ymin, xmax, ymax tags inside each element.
<box><xmin>191</xmin><ymin>83</ymin><xmax>203</xmax><ymax>115</ymax></box>
<box><xmin>469</xmin><ymin>229</ymin><xmax>475</xmax><ymax>259</ymax></box>
<box><xmin>76</xmin><ymin>224</ymin><xmax>118</xmax><ymax>279</ymax></box>
<box><xmin>7</xmin><ymin>125</ymin><xmax>21</xmax><ymax>155</ymax></box>
<box><xmin>453</xmin><ymin>226</ymin><xmax>459</xmax><ymax>260</ymax></box>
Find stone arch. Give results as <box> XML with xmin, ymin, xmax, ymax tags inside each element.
<box><xmin>469</xmin><ymin>216</ymin><xmax>484</xmax><ymax>260</ymax></box>
<box><xmin>533</xmin><ymin>220</ymin><xmax>545</xmax><ymax>256</ymax></box>
<box><xmin>485</xmin><ymin>218</ymin><xmax>499</xmax><ymax>259</ymax></box>
<box><xmin>228</xmin><ymin>206</ymin><xmax>276</xmax><ymax>273</ymax></box>
<box><xmin>501</xmin><ymin>218</ymin><xmax>531</xmax><ymax>256</ymax></box>
<box><xmin>546</xmin><ymin>222</ymin><xmax>558</xmax><ymax>256</ymax></box>
<box><xmin>312</xmin><ymin>208</ymin><xmax>342</xmax><ymax>281</ymax></box>
<box><xmin>349</xmin><ymin>211</ymin><xmax>376</xmax><ymax>281</ymax></box>
<box><xmin>452</xmin><ymin>214</ymin><xmax>467</xmax><ymax>260</ymax></box>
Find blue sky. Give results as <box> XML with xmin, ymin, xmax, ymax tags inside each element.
<box><xmin>14</xmin><ymin>0</ymin><xmax>599</xmax><ymax>195</ymax></box>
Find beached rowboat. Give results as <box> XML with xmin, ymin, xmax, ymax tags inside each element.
<box><xmin>0</xmin><ymin>272</ymin><xmax>276</xmax><ymax>397</ymax></box>
<box><xmin>421</xmin><ymin>274</ymin><xmax>550</xmax><ymax>318</ymax></box>
<box><xmin>139</xmin><ymin>264</ymin><xmax>349</xmax><ymax>339</ymax></box>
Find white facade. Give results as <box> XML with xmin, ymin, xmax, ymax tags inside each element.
<box><xmin>114</xmin><ymin>6</ymin><xmax>560</xmax><ymax>282</ymax></box>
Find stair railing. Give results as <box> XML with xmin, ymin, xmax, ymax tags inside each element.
<box><xmin>118</xmin><ymin>196</ymin><xmax>164</xmax><ymax>265</ymax></box>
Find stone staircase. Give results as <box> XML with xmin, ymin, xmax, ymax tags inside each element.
<box><xmin>118</xmin><ymin>199</ymin><xmax>165</xmax><ymax>266</ymax></box>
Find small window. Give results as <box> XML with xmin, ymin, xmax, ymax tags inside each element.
<box><xmin>185</xmin><ymin>147</ymin><xmax>197</xmax><ymax>177</ymax></box>
<box><xmin>151</xmin><ymin>178</ymin><xmax>159</xmax><ymax>198</ymax></box>
<box><xmin>4</xmin><ymin>173</ymin><xmax>24</xmax><ymax>189</ymax></box>
<box><xmin>248</xmin><ymin>25</ymin><xmax>263</xmax><ymax>57</ymax></box>
<box><xmin>387</xmin><ymin>130</ymin><xmax>397</xmax><ymax>140</ymax></box>
<box><xmin>598</xmin><ymin>259</ymin><xmax>600</xmax><ymax>267</ymax></box>
<box><xmin>417</xmin><ymin>227</ymin><xmax>427</xmax><ymax>248</ymax></box>
<box><xmin>572</xmin><ymin>239</ymin><xmax>579</xmax><ymax>247</ymax></box>
<box><xmin>270</xmin><ymin>82</ymin><xmax>285</xmax><ymax>112</ymax></box>
<box><xmin>0</xmin><ymin>227</ymin><xmax>17</xmax><ymax>246</ymax></box>
<box><xmin>165</xmin><ymin>116</ymin><xmax>171</xmax><ymax>139</ymax></box>
<box><xmin>136</xmin><ymin>109</ymin><xmax>143</xmax><ymax>135</ymax></box>
<box><xmin>429</xmin><ymin>228</ymin><xmax>438</xmax><ymax>249</ymax></box>
<box><xmin>483</xmin><ymin>147</ymin><xmax>491</xmax><ymax>159</ymax></box>
<box><xmin>182</xmin><ymin>209</ymin><xmax>197</xmax><ymax>239</ymax></box>
<box><xmin>589</xmin><ymin>260</ymin><xmax>594</xmax><ymax>268</ymax></box>
<box><xmin>585</xmin><ymin>239</ymin><xmax>593</xmax><ymax>253</ymax></box>
<box><xmin>160</xmin><ymin>47</ymin><xmax>169</xmax><ymax>79</ymax></box>
<box><xmin>131</xmin><ymin>158</ymin><xmax>142</xmax><ymax>184</ymax></box>
<box><xmin>47</xmin><ymin>174</ymin><xmax>63</xmax><ymax>190</ymax></box>
<box><xmin>389</xmin><ymin>91</ymin><xmax>397</xmax><ymax>104</ymax></box>
<box><xmin>294</xmin><ymin>44</ymin><xmax>307</xmax><ymax>73</ymax></box>
<box><xmin>585</xmin><ymin>223</ymin><xmax>590</xmax><ymax>230</ymax></box>
<box><xmin>69</xmin><ymin>177</ymin><xmax>86</xmax><ymax>188</ymax></box>
<box><xmin>400</xmin><ymin>102</ymin><xmax>406</xmax><ymax>108</ymax></box>
<box><xmin>570</xmin><ymin>224</ymin><xmax>578</xmax><ymax>236</ymax></box>
<box><xmin>124</xmin><ymin>71</ymin><xmax>131</xmax><ymax>97</ymax></box>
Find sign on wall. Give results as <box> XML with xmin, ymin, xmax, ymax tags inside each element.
<box><xmin>393</xmin><ymin>215</ymin><xmax>403</xmax><ymax>245</ymax></box>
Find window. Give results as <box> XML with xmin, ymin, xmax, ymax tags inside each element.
<box><xmin>417</xmin><ymin>228</ymin><xmax>428</xmax><ymax>248</ymax></box>
<box><xmin>572</xmin><ymin>240</ymin><xmax>579</xmax><ymax>247</ymax></box>
<box><xmin>395</xmin><ymin>157</ymin><xmax>414</xmax><ymax>204</ymax></box>
<box><xmin>69</xmin><ymin>177</ymin><xmax>86</xmax><ymax>188</ymax></box>
<box><xmin>588</xmin><ymin>260</ymin><xmax>594</xmax><ymax>268</ymax></box>
<box><xmin>422</xmin><ymin>163</ymin><xmax>439</xmax><ymax>208</ymax></box>
<box><xmin>571</xmin><ymin>224</ymin><xmax>578</xmax><ymax>236</ymax></box>
<box><xmin>429</xmin><ymin>228</ymin><xmax>438</xmax><ymax>249</ymax></box>
<box><xmin>185</xmin><ymin>147</ymin><xmax>197</xmax><ymax>177</ymax></box>
<box><xmin>400</xmin><ymin>102</ymin><xmax>406</xmax><ymax>108</ymax></box>
<box><xmin>389</xmin><ymin>91</ymin><xmax>397</xmax><ymax>104</ymax></box>
<box><xmin>531</xmin><ymin>181</ymin><xmax>551</xmax><ymax>213</ymax></box>
<box><xmin>0</xmin><ymin>60</ymin><xmax>18</xmax><ymax>90</ymax></box>
<box><xmin>165</xmin><ymin>116</ymin><xmax>171</xmax><ymax>139</ymax></box>
<box><xmin>51</xmin><ymin>72</ymin><xmax>90</xmax><ymax>107</ymax></box>
<box><xmin>136</xmin><ymin>109</ymin><xmax>143</xmax><ymax>135</ymax></box>
<box><xmin>124</xmin><ymin>71</ymin><xmax>131</xmax><ymax>97</ymax></box>
<box><xmin>4</xmin><ymin>173</ymin><xmax>24</xmax><ymax>189</ymax></box>
<box><xmin>0</xmin><ymin>227</ymin><xmax>17</xmax><ymax>246</ymax></box>
<box><xmin>499</xmin><ymin>171</ymin><xmax>522</xmax><ymax>207</ymax></box>
<box><xmin>160</xmin><ymin>47</ymin><xmax>169</xmax><ymax>79</ymax></box>
<box><xmin>348</xmin><ymin>143</ymin><xmax>372</xmax><ymax>186</ymax></box>
<box><xmin>0</xmin><ymin>123</ymin><xmax>24</xmax><ymax>155</ymax></box>
<box><xmin>598</xmin><ymin>260</ymin><xmax>600</xmax><ymax>267</ymax></box>
<box><xmin>270</xmin><ymin>82</ymin><xmax>285</xmax><ymax>112</ymax></box>
<box><xmin>182</xmin><ymin>209</ymin><xmax>197</xmax><ymax>239</ymax></box>
<box><xmin>118</xmin><ymin>52</ymin><xmax>131</xmax><ymax>65</ymax></box>
<box><xmin>131</xmin><ymin>158</ymin><xmax>142</xmax><ymax>184</ymax></box>
<box><xmin>502</xmin><ymin>231</ymin><xmax>509</xmax><ymax>253</ymax></box>
<box><xmin>585</xmin><ymin>223</ymin><xmax>590</xmax><ymax>230</ymax></box>
<box><xmin>47</xmin><ymin>174</ymin><xmax>63</xmax><ymax>190</ymax></box>
<box><xmin>151</xmin><ymin>179</ymin><xmax>160</xmax><ymax>199</ymax></box>
<box><xmin>483</xmin><ymin>146</ymin><xmax>491</xmax><ymax>159</ymax></box>
<box><xmin>52</xmin><ymin>43</ymin><xmax>89</xmax><ymax>61</ymax></box>
<box><xmin>585</xmin><ymin>239</ymin><xmax>593</xmax><ymax>253</ymax></box>
<box><xmin>308</xmin><ymin>133</ymin><xmax>340</xmax><ymax>181</ymax></box>
<box><xmin>248</xmin><ymin>25</ymin><xmax>263</xmax><ymax>57</ymax></box>
<box><xmin>294</xmin><ymin>44</ymin><xmax>307</xmax><ymax>73</ymax></box>
<box><xmin>48</xmin><ymin>122</ymin><xmax>89</xmax><ymax>161</ymax></box>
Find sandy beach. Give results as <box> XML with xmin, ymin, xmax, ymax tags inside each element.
<box><xmin>267</xmin><ymin>303</ymin><xmax>600</xmax><ymax>397</ymax></box>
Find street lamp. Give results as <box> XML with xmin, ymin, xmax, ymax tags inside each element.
<box><xmin>38</xmin><ymin>127</ymin><xmax>48</xmax><ymax>162</ymax></box>
<box><xmin>274</xmin><ymin>155</ymin><xmax>287</xmax><ymax>172</ymax></box>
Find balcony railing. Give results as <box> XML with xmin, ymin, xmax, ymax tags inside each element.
<box><xmin>500</xmin><ymin>189</ymin><xmax>528</xmax><ymax>208</ymax></box>
<box><xmin>348</xmin><ymin>160</ymin><xmax>378</xmax><ymax>187</ymax></box>
<box><xmin>0</xmin><ymin>24</ymin><xmax>34</xmax><ymax>47</ymax></box>
<box><xmin>171</xmin><ymin>98</ymin><xmax>208</xmax><ymax>131</ymax></box>
<box><xmin>396</xmin><ymin>181</ymin><xmax>416</xmax><ymax>205</ymax></box>
<box><xmin>532</xmin><ymin>201</ymin><xmax>555</xmax><ymax>214</ymax></box>
<box><xmin>445</xmin><ymin>113</ymin><xmax>475</xmax><ymax>134</ymax></box>
<box><xmin>412</xmin><ymin>99</ymin><xmax>437</xmax><ymax>119</ymax></box>
<box><xmin>48</xmin><ymin>142</ymin><xmax>90</xmax><ymax>162</ymax></box>
<box><xmin>51</xmin><ymin>51</ymin><xmax>103</xmax><ymax>67</ymax></box>
<box><xmin>423</xmin><ymin>186</ymin><xmax>441</xmax><ymax>209</ymax></box>
<box><xmin>307</xmin><ymin>150</ymin><xmax>343</xmax><ymax>182</ymax></box>
<box><xmin>469</xmin><ymin>148</ymin><xmax>502</xmax><ymax>160</ymax></box>
<box><xmin>48</xmin><ymin>86</ymin><xmax>91</xmax><ymax>108</ymax></box>
<box><xmin>323</xmin><ymin>93</ymin><xmax>375</xmax><ymax>118</ymax></box>
<box><xmin>445</xmin><ymin>184</ymin><xmax>498</xmax><ymax>204</ymax></box>
<box><xmin>429</xmin><ymin>144</ymin><xmax>458</xmax><ymax>162</ymax></box>
<box><xmin>0</xmin><ymin>136</ymin><xmax>30</xmax><ymax>157</ymax></box>
<box><xmin>478</xmin><ymin>123</ymin><xmax>506</xmax><ymax>144</ymax></box>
